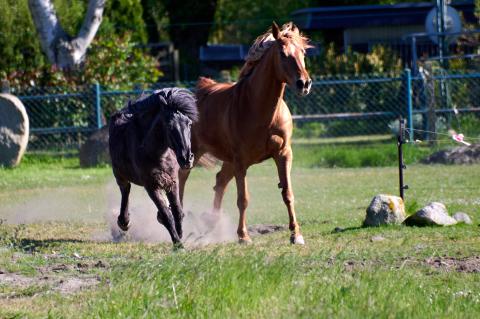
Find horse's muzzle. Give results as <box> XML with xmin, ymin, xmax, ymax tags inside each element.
<box><xmin>295</xmin><ymin>78</ymin><xmax>312</xmax><ymax>96</ymax></box>
<box><xmin>180</xmin><ymin>153</ymin><xmax>194</xmax><ymax>169</ymax></box>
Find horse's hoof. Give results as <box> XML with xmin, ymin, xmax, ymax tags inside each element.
<box><xmin>238</xmin><ymin>237</ymin><xmax>253</xmax><ymax>245</ymax></box>
<box><xmin>117</xmin><ymin>217</ymin><xmax>130</xmax><ymax>232</ymax></box>
<box><xmin>173</xmin><ymin>242</ymin><xmax>184</xmax><ymax>251</ymax></box>
<box><xmin>290</xmin><ymin>234</ymin><xmax>305</xmax><ymax>245</ymax></box>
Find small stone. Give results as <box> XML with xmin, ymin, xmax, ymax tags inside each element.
<box><xmin>404</xmin><ymin>202</ymin><xmax>457</xmax><ymax>226</ymax></box>
<box><xmin>370</xmin><ymin>235</ymin><xmax>385</xmax><ymax>242</ymax></box>
<box><xmin>333</xmin><ymin>227</ymin><xmax>345</xmax><ymax>233</ymax></box>
<box><xmin>452</xmin><ymin>212</ymin><xmax>473</xmax><ymax>225</ymax></box>
<box><xmin>363</xmin><ymin>194</ymin><xmax>406</xmax><ymax>227</ymax></box>
<box><xmin>94</xmin><ymin>260</ymin><xmax>107</xmax><ymax>268</ymax></box>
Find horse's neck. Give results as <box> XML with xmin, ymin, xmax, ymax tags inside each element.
<box><xmin>243</xmin><ymin>52</ymin><xmax>285</xmax><ymax>122</ymax></box>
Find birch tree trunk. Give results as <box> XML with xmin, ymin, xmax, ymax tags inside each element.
<box><xmin>28</xmin><ymin>0</ymin><xmax>105</xmax><ymax>70</ymax></box>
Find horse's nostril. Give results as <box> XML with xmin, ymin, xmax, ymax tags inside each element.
<box><xmin>296</xmin><ymin>79</ymin><xmax>305</xmax><ymax>90</ymax></box>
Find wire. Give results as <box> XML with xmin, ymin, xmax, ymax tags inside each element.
<box><xmin>405</xmin><ymin>128</ymin><xmax>480</xmax><ymax>141</ymax></box>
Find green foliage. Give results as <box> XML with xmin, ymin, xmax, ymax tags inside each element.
<box><xmin>6</xmin><ymin>33</ymin><xmax>160</xmax><ymax>88</ymax></box>
<box><xmin>101</xmin><ymin>0</ymin><xmax>148</xmax><ymax>43</ymax></box>
<box><xmin>292</xmin><ymin>141</ymin><xmax>436</xmax><ymax>168</ymax></box>
<box><xmin>310</xmin><ymin>43</ymin><xmax>403</xmax><ymax>76</ymax></box>
<box><xmin>0</xmin><ymin>0</ymin><xmax>46</xmax><ymax>75</ymax></box>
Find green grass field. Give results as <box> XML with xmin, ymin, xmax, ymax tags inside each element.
<box><xmin>0</xmin><ymin>144</ymin><xmax>479</xmax><ymax>318</ymax></box>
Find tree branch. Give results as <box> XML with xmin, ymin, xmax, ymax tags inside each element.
<box><xmin>28</xmin><ymin>0</ymin><xmax>105</xmax><ymax>69</ymax></box>
<box><xmin>76</xmin><ymin>0</ymin><xmax>106</xmax><ymax>49</ymax></box>
<box><xmin>27</xmin><ymin>0</ymin><xmax>66</xmax><ymax>64</ymax></box>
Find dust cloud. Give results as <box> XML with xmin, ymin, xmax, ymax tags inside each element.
<box><xmin>0</xmin><ymin>179</ymin><xmax>237</xmax><ymax>247</ymax></box>
<box><xmin>104</xmin><ymin>180</ymin><xmax>238</xmax><ymax>246</ymax></box>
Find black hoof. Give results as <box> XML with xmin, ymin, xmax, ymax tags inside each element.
<box><xmin>117</xmin><ymin>217</ymin><xmax>130</xmax><ymax>232</ymax></box>
<box><xmin>173</xmin><ymin>242</ymin><xmax>184</xmax><ymax>251</ymax></box>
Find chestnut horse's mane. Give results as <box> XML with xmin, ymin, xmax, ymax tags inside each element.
<box><xmin>238</xmin><ymin>22</ymin><xmax>312</xmax><ymax>79</ymax></box>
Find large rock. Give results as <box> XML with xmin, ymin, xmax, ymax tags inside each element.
<box><xmin>79</xmin><ymin>126</ymin><xmax>110</xmax><ymax>167</ymax></box>
<box><xmin>0</xmin><ymin>94</ymin><xmax>29</xmax><ymax>167</ymax></box>
<box><xmin>422</xmin><ymin>143</ymin><xmax>480</xmax><ymax>164</ymax></box>
<box><xmin>404</xmin><ymin>202</ymin><xmax>457</xmax><ymax>226</ymax></box>
<box><xmin>363</xmin><ymin>194</ymin><xmax>406</xmax><ymax>227</ymax></box>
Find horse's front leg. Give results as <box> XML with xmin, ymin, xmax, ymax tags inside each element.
<box><xmin>274</xmin><ymin>146</ymin><xmax>304</xmax><ymax>245</ymax></box>
<box><xmin>178</xmin><ymin>168</ymin><xmax>191</xmax><ymax>205</ymax></box>
<box><xmin>166</xmin><ymin>185</ymin><xmax>184</xmax><ymax>239</ymax></box>
<box><xmin>116</xmin><ymin>180</ymin><xmax>131</xmax><ymax>231</ymax></box>
<box><xmin>234</xmin><ymin>164</ymin><xmax>251</xmax><ymax>244</ymax></box>
<box><xmin>145</xmin><ymin>186</ymin><xmax>183</xmax><ymax>249</ymax></box>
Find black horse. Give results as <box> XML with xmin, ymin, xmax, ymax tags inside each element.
<box><xmin>109</xmin><ymin>88</ymin><xmax>197</xmax><ymax>248</ymax></box>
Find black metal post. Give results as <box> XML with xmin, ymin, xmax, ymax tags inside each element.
<box><xmin>397</xmin><ymin>118</ymin><xmax>408</xmax><ymax>200</ymax></box>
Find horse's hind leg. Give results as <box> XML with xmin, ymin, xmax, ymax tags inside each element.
<box><xmin>145</xmin><ymin>186</ymin><xmax>182</xmax><ymax>248</ymax></box>
<box><xmin>213</xmin><ymin>162</ymin><xmax>234</xmax><ymax>213</ymax></box>
<box><xmin>166</xmin><ymin>186</ymin><xmax>184</xmax><ymax>239</ymax></box>
<box><xmin>117</xmin><ymin>180</ymin><xmax>131</xmax><ymax>231</ymax></box>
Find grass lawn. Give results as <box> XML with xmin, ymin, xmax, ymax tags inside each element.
<box><xmin>0</xmin><ymin>146</ymin><xmax>479</xmax><ymax>318</ymax></box>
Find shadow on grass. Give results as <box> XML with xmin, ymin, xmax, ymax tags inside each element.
<box><xmin>12</xmin><ymin>238</ymin><xmax>85</xmax><ymax>253</ymax></box>
<box><xmin>331</xmin><ymin>226</ymin><xmax>364</xmax><ymax>234</ymax></box>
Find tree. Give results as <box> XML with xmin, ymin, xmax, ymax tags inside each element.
<box><xmin>27</xmin><ymin>0</ymin><xmax>105</xmax><ymax>70</ymax></box>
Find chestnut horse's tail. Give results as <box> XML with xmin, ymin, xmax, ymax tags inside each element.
<box><xmin>196</xmin><ymin>77</ymin><xmax>217</xmax><ymax>101</ymax></box>
<box><xmin>196</xmin><ymin>153</ymin><xmax>218</xmax><ymax>169</ymax></box>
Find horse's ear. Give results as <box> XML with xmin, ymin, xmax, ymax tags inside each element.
<box><xmin>272</xmin><ymin>21</ymin><xmax>280</xmax><ymax>40</ymax></box>
<box><xmin>291</xmin><ymin>23</ymin><xmax>299</xmax><ymax>34</ymax></box>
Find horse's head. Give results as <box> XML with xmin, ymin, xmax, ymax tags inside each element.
<box><xmin>271</xmin><ymin>22</ymin><xmax>312</xmax><ymax>96</ymax></box>
<box><xmin>166</xmin><ymin>109</ymin><xmax>194</xmax><ymax>169</ymax></box>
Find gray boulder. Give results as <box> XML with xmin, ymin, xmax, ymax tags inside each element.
<box><xmin>363</xmin><ymin>194</ymin><xmax>406</xmax><ymax>227</ymax></box>
<box><xmin>452</xmin><ymin>212</ymin><xmax>473</xmax><ymax>225</ymax></box>
<box><xmin>404</xmin><ymin>202</ymin><xmax>457</xmax><ymax>226</ymax></box>
<box><xmin>0</xmin><ymin>94</ymin><xmax>29</xmax><ymax>167</ymax></box>
<box><xmin>79</xmin><ymin>126</ymin><xmax>110</xmax><ymax>167</ymax></box>
<box><xmin>422</xmin><ymin>144</ymin><xmax>480</xmax><ymax>165</ymax></box>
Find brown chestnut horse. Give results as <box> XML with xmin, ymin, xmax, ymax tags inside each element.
<box><xmin>179</xmin><ymin>22</ymin><xmax>312</xmax><ymax>245</ymax></box>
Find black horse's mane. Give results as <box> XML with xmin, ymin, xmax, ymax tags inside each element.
<box><xmin>125</xmin><ymin>88</ymin><xmax>198</xmax><ymax>122</ymax></box>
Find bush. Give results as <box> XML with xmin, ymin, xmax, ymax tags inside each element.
<box><xmin>7</xmin><ymin>33</ymin><xmax>161</xmax><ymax>89</ymax></box>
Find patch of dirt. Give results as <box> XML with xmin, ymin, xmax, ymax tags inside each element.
<box><xmin>247</xmin><ymin>224</ymin><xmax>287</xmax><ymax>236</ymax></box>
<box><xmin>0</xmin><ymin>271</ymin><xmax>36</xmax><ymax>287</ymax></box>
<box><xmin>53</xmin><ymin>276</ymin><xmax>101</xmax><ymax>294</ymax></box>
<box><xmin>424</xmin><ymin>256</ymin><xmax>480</xmax><ymax>273</ymax></box>
<box><xmin>0</xmin><ymin>259</ymin><xmax>108</xmax><ymax>298</ymax></box>
<box><xmin>422</xmin><ymin>143</ymin><xmax>480</xmax><ymax>164</ymax></box>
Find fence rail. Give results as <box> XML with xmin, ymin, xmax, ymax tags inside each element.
<box><xmin>7</xmin><ymin>70</ymin><xmax>480</xmax><ymax>151</ymax></box>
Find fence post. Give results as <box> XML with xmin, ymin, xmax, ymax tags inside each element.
<box><xmin>94</xmin><ymin>82</ymin><xmax>102</xmax><ymax>129</ymax></box>
<box><xmin>404</xmin><ymin>68</ymin><xmax>414</xmax><ymax>141</ymax></box>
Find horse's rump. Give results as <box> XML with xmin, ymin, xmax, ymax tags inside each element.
<box><xmin>196</xmin><ymin>77</ymin><xmax>234</xmax><ymax>103</ymax></box>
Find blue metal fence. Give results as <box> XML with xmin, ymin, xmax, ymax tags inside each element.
<box><xmin>9</xmin><ymin>70</ymin><xmax>480</xmax><ymax>151</ymax></box>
